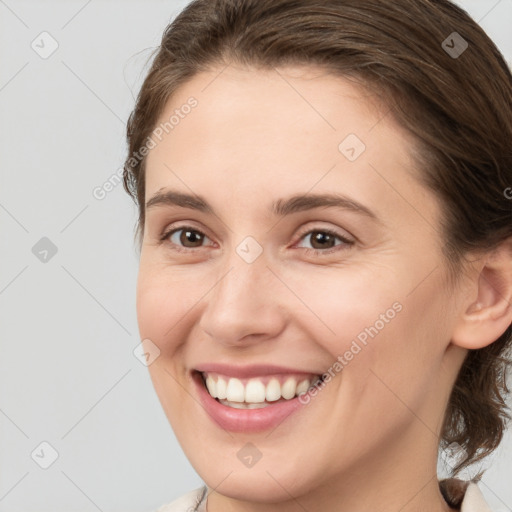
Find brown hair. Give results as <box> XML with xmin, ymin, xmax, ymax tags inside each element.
<box><xmin>123</xmin><ymin>0</ymin><xmax>512</xmax><ymax>475</ymax></box>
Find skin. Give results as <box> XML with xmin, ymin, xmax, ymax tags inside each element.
<box><xmin>136</xmin><ymin>64</ymin><xmax>512</xmax><ymax>512</ymax></box>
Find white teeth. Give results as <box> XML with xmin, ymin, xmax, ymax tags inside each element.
<box><xmin>226</xmin><ymin>378</ymin><xmax>245</xmax><ymax>402</ymax></box>
<box><xmin>265</xmin><ymin>378</ymin><xmax>282</xmax><ymax>401</ymax></box>
<box><xmin>216</xmin><ymin>376</ymin><xmax>227</xmax><ymax>399</ymax></box>
<box><xmin>205</xmin><ymin>375</ymin><xmax>216</xmax><ymax>397</ymax></box>
<box><xmin>296</xmin><ymin>379</ymin><xmax>310</xmax><ymax>394</ymax></box>
<box><xmin>245</xmin><ymin>379</ymin><xmax>266</xmax><ymax>403</ymax></box>
<box><xmin>218</xmin><ymin>399</ymin><xmax>272</xmax><ymax>409</ymax></box>
<box><xmin>281</xmin><ymin>377</ymin><xmax>297</xmax><ymax>399</ymax></box>
<box><xmin>203</xmin><ymin>373</ymin><xmax>318</xmax><ymax>404</ymax></box>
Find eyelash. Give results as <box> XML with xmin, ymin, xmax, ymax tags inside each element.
<box><xmin>159</xmin><ymin>225</ymin><xmax>354</xmax><ymax>256</ymax></box>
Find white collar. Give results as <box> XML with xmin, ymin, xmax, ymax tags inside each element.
<box><xmin>461</xmin><ymin>482</ymin><xmax>492</xmax><ymax>512</ymax></box>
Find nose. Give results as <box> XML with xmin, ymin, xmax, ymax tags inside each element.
<box><xmin>198</xmin><ymin>248</ymin><xmax>287</xmax><ymax>348</ymax></box>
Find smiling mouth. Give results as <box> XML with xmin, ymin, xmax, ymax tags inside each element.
<box><xmin>197</xmin><ymin>370</ymin><xmax>323</xmax><ymax>409</ymax></box>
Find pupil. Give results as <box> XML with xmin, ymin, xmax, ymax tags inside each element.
<box><xmin>182</xmin><ymin>230</ymin><xmax>202</xmax><ymax>247</ymax></box>
<box><xmin>312</xmin><ymin>231</ymin><xmax>334</xmax><ymax>249</ymax></box>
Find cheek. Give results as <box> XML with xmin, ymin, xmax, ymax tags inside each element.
<box><xmin>280</xmin><ymin>264</ymin><xmax>403</xmax><ymax>362</ymax></box>
<box><xmin>136</xmin><ymin>263</ymin><xmax>200</xmax><ymax>349</ymax></box>
<box><xmin>285</xmin><ymin>263</ymin><xmax>449</xmax><ymax>423</ymax></box>
<box><xmin>342</xmin><ymin>278</ymin><xmax>452</xmax><ymax>438</ymax></box>
<box><xmin>136</xmin><ymin>266</ymin><xmax>196</xmax><ymax>425</ymax></box>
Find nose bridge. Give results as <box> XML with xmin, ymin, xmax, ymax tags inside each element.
<box><xmin>219</xmin><ymin>259</ymin><xmax>263</xmax><ymax>308</ymax></box>
<box><xmin>213</xmin><ymin>242</ymin><xmax>272</xmax><ymax>315</ymax></box>
<box><xmin>214</xmin><ymin>233</ymin><xmax>272</xmax><ymax>304</ymax></box>
<box><xmin>199</xmin><ymin>239</ymin><xmax>285</xmax><ymax>344</ymax></box>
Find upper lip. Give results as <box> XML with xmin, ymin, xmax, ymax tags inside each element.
<box><xmin>194</xmin><ymin>363</ymin><xmax>322</xmax><ymax>379</ymax></box>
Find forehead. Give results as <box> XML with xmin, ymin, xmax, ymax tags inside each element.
<box><xmin>142</xmin><ymin>64</ymin><xmax>444</xmax><ymax>247</ymax></box>
<box><xmin>151</xmin><ymin>64</ymin><xmax>390</xmax><ymax>145</ymax></box>
<box><xmin>146</xmin><ymin>64</ymin><xmax>413</xmax><ymax>178</ymax></box>
<box><xmin>143</xmin><ymin>65</ymin><xmax>438</xmax><ymax>223</ymax></box>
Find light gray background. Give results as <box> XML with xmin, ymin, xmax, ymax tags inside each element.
<box><xmin>1</xmin><ymin>1</ymin><xmax>511</xmax><ymax>511</ymax></box>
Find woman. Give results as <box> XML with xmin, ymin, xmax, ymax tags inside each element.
<box><xmin>123</xmin><ymin>0</ymin><xmax>512</xmax><ymax>510</ymax></box>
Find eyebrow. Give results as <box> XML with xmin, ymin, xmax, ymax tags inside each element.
<box><xmin>145</xmin><ymin>188</ymin><xmax>378</xmax><ymax>220</ymax></box>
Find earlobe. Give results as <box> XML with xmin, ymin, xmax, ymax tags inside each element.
<box><xmin>451</xmin><ymin>240</ymin><xmax>512</xmax><ymax>350</ymax></box>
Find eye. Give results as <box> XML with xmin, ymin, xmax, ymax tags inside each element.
<box><xmin>159</xmin><ymin>225</ymin><xmax>354</xmax><ymax>256</ymax></box>
<box><xmin>294</xmin><ymin>228</ymin><xmax>354</xmax><ymax>255</ymax></box>
<box><xmin>160</xmin><ymin>226</ymin><xmax>213</xmax><ymax>252</ymax></box>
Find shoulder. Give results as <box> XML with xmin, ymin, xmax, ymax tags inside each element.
<box><xmin>154</xmin><ymin>486</ymin><xmax>207</xmax><ymax>512</ymax></box>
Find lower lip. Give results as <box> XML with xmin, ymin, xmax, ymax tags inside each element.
<box><xmin>192</xmin><ymin>371</ymin><xmax>306</xmax><ymax>433</ymax></box>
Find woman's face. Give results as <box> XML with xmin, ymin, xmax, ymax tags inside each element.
<box><xmin>137</xmin><ymin>65</ymin><xmax>467</xmax><ymax>504</ymax></box>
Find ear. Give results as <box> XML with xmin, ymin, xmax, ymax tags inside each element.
<box><xmin>451</xmin><ymin>239</ymin><xmax>512</xmax><ymax>350</ymax></box>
